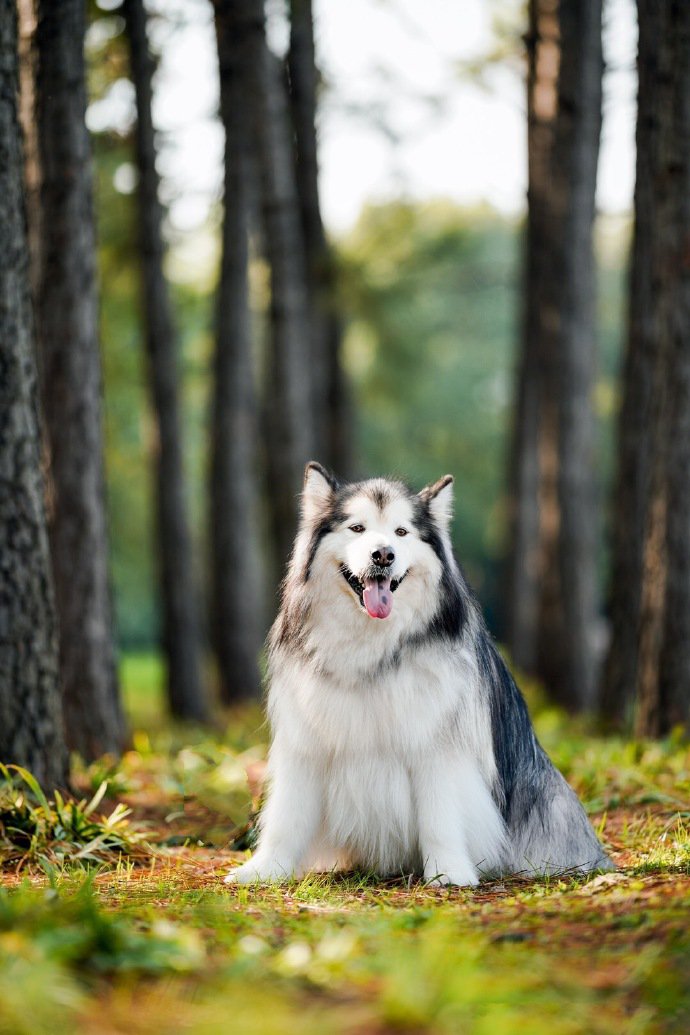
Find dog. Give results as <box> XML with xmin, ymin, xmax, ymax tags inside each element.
<box><xmin>226</xmin><ymin>462</ymin><xmax>612</xmax><ymax>886</ymax></box>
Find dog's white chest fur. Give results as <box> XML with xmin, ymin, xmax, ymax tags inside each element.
<box><xmin>256</xmin><ymin>637</ymin><xmax>505</xmax><ymax>880</ymax></box>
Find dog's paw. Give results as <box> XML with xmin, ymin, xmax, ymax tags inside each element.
<box><xmin>223</xmin><ymin>859</ymin><xmax>293</xmax><ymax>885</ymax></box>
<box><xmin>424</xmin><ymin>861</ymin><xmax>479</xmax><ymax>888</ymax></box>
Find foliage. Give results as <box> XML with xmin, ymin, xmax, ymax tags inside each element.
<box><xmin>0</xmin><ymin>764</ymin><xmax>148</xmax><ymax>871</ymax></box>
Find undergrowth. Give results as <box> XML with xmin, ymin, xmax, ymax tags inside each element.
<box><xmin>0</xmin><ymin>764</ymin><xmax>148</xmax><ymax>871</ymax></box>
<box><xmin>0</xmin><ymin>657</ymin><xmax>688</xmax><ymax>1034</ymax></box>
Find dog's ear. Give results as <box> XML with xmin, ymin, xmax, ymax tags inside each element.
<box><xmin>302</xmin><ymin>461</ymin><xmax>338</xmax><ymax>523</ymax></box>
<box><xmin>418</xmin><ymin>474</ymin><xmax>454</xmax><ymax>530</ymax></box>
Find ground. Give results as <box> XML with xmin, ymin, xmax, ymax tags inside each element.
<box><xmin>1</xmin><ymin>655</ymin><xmax>689</xmax><ymax>1034</ymax></box>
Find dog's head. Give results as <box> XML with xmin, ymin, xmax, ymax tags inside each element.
<box><xmin>291</xmin><ymin>462</ymin><xmax>455</xmax><ymax>626</ymax></box>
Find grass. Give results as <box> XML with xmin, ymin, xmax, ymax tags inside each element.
<box><xmin>0</xmin><ymin>652</ymin><xmax>688</xmax><ymax>1034</ymax></box>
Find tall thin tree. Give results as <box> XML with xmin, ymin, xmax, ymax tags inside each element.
<box><xmin>634</xmin><ymin>0</ymin><xmax>690</xmax><ymax>736</ymax></box>
<box><xmin>123</xmin><ymin>0</ymin><xmax>208</xmax><ymax>721</ymax></box>
<box><xmin>541</xmin><ymin>0</ymin><xmax>603</xmax><ymax>711</ymax></box>
<box><xmin>287</xmin><ymin>0</ymin><xmax>350</xmax><ymax>476</ymax></box>
<box><xmin>34</xmin><ymin>0</ymin><xmax>125</xmax><ymax>758</ymax></box>
<box><xmin>656</xmin><ymin>0</ymin><xmax>690</xmax><ymax>732</ymax></box>
<box><xmin>0</xmin><ymin>0</ymin><xmax>68</xmax><ymax>788</ymax></box>
<box><xmin>210</xmin><ymin>0</ymin><xmax>264</xmax><ymax>702</ymax></box>
<box><xmin>600</xmin><ymin>0</ymin><xmax>661</xmax><ymax>726</ymax></box>
<box><xmin>506</xmin><ymin>0</ymin><xmax>602</xmax><ymax>711</ymax></box>
<box><xmin>505</xmin><ymin>0</ymin><xmax>560</xmax><ymax>672</ymax></box>
<box><xmin>244</xmin><ymin>0</ymin><xmax>317</xmax><ymax>573</ymax></box>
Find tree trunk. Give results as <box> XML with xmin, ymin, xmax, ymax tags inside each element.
<box><xmin>547</xmin><ymin>0</ymin><xmax>603</xmax><ymax>711</ymax></box>
<box><xmin>657</xmin><ymin>0</ymin><xmax>690</xmax><ymax>731</ymax></box>
<box><xmin>636</xmin><ymin>0</ymin><xmax>690</xmax><ymax>736</ymax></box>
<box><xmin>123</xmin><ymin>0</ymin><xmax>208</xmax><ymax>722</ymax></box>
<box><xmin>0</xmin><ymin>0</ymin><xmax>68</xmax><ymax>789</ymax></box>
<box><xmin>506</xmin><ymin>0</ymin><xmax>602</xmax><ymax>711</ymax></box>
<box><xmin>240</xmin><ymin>0</ymin><xmax>316</xmax><ymax>574</ymax></box>
<box><xmin>34</xmin><ymin>0</ymin><xmax>125</xmax><ymax>759</ymax></box>
<box><xmin>601</xmin><ymin>0</ymin><xmax>661</xmax><ymax>726</ymax></box>
<box><xmin>287</xmin><ymin>0</ymin><xmax>350</xmax><ymax>477</ymax></box>
<box><xmin>210</xmin><ymin>0</ymin><xmax>264</xmax><ymax>702</ymax></box>
<box><xmin>505</xmin><ymin>0</ymin><xmax>559</xmax><ymax>672</ymax></box>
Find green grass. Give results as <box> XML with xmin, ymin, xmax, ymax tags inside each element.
<box><xmin>0</xmin><ymin>652</ymin><xmax>688</xmax><ymax>1034</ymax></box>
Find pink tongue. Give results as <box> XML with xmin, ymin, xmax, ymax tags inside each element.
<box><xmin>363</xmin><ymin>577</ymin><xmax>393</xmax><ymax>619</ymax></box>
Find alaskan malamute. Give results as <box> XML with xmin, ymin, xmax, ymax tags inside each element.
<box><xmin>226</xmin><ymin>463</ymin><xmax>611</xmax><ymax>886</ymax></box>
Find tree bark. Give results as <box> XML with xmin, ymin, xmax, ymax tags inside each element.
<box><xmin>505</xmin><ymin>0</ymin><xmax>559</xmax><ymax>672</ymax></box>
<box><xmin>34</xmin><ymin>0</ymin><xmax>125</xmax><ymax>759</ymax></box>
<box><xmin>287</xmin><ymin>0</ymin><xmax>350</xmax><ymax>477</ymax></box>
<box><xmin>546</xmin><ymin>0</ymin><xmax>603</xmax><ymax>711</ymax></box>
<box><xmin>0</xmin><ymin>0</ymin><xmax>68</xmax><ymax>789</ymax></box>
<box><xmin>657</xmin><ymin>0</ymin><xmax>690</xmax><ymax>731</ymax></box>
<box><xmin>123</xmin><ymin>0</ymin><xmax>208</xmax><ymax>722</ymax></box>
<box><xmin>636</xmin><ymin>0</ymin><xmax>690</xmax><ymax>736</ymax></box>
<box><xmin>506</xmin><ymin>0</ymin><xmax>602</xmax><ymax>711</ymax></box>
<box><xmin>240</xmin><ymin>0</ymin><xmax>316</xmax><ymax>574</ymax></box>
<box><xmin>601</xmin><ymin>0</ymin><xmax>661</xmax><ymax>726</ymax></box>
<box><xmin>210</xmin><ymin>0</ymin><xmax>264</xmax><ymax>702</ymax></box>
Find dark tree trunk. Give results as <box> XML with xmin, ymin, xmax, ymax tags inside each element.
<box><xmin>287</xmin><ymin>0</ymin><xmax>350</xmax><ymax>476</ymax></box>
<box><xmin>240</xmin><ymin>0</ymin><xmax>316</xmax><ymax>574</ymax></box>
<box><xmin>506</xmin><ymin>0</ymin><xmax>602</xmax><ymax>711</ymax></box>
<box><xmin>601</xmin><ymin>0</ymin><xmax>661</xmax><ymax>726</ymax></box>
<box><xmin>505</xmin><ymin>0</ymin><xmax>560</xmax><ymax>671</ymax></box>
<box><xmin>34</xmin><ymin>0</ymin><xmax>125</xmax><ymax>759</ymax></box>
<box><xmin>210</xmin><ymin>0</ymin><xmax>264</xmax><ymax>702</ymax></box>
<box><xmin>546</xmin><ymin>0</ymin><xmax>603</xmax><ymax>711</ymax></box>
<box><xmin>636</xmin><ymin>0</ymin><xmax>690</xmax><ymax>736</ymax></box>
<box><xmin>657</xmin><ymin>2</ymin><xmax>690</xmax><ymax>731</ymax></box>
<box><xmin>123</xmin><ymin>0</ymin><xmax>208</xmax><ymax>722</ymax></box>
<box><xmin>0</xmin><ymin>0</ymin><xmax>68</xmax><ymax>788</ymax></box>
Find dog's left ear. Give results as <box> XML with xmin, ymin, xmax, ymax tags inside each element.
<box><xmin>301</xmin><ymin>461</ymin><xmax>338</xmax><ymax>523</ymax></box>
<box><xmin>418</xmin><ymin>474</ymin><xmax>454</xmax><ymax>530</ymax></box>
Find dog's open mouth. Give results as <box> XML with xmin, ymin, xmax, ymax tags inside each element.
<box><xmin>339</xmin><ymin>565</ymin><xmax>407</xmax><ymax>620</ymax></box>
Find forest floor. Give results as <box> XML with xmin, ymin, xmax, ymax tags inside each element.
<box><xmin>1</xmin><ymin>655</ymin><xmax>689</xmax><ymax>1035</ymax></box>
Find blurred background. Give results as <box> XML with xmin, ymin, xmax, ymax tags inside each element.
<box><xmin>88</xmin><ymin>0</ymin><xmax>634</xmax><ymax>647</ymax></box>
<box><xmin>6</xmin><ymin>0</ymin><xmax>689</xmax><ymax>780</ymax></box>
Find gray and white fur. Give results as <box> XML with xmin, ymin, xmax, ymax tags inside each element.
<box><xmin>226</xmin><ymin>463</ymin><xmax>612</xmax><ymax>886</ymax></box>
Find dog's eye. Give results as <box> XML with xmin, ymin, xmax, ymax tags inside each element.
<box><xmin>349</xmin><ymin>523</ymin><xmax>365</xmax><ymax>534</ymax></box>
<box><xmin>395</xmin><ymin>527</ymin><xmax>408</xmax><ymax>537</ymax></box>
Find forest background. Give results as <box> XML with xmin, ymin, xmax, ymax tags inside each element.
<box><xmin>97</xmin><ymin>0</ymin><xmax>627</xmax><ymax>657</ymax></box>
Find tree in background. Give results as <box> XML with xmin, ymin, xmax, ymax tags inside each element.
<box><xmin>34</xmin><ymin>0</ymin><xmax>125</xmax><ymax>758</ymax></box>
<box><xmin>123</xmin><ymin>0</ymin><xmax>208</xmax><ymax>721</ymax></box>
<box><xmin>630</xmin><ymin>0</ymin><xmax>690</xmax><ymax>737</ymax></box>
<box><xmin>655</xmin><ymin>1</ymin><xmax>690</xmax><ymax>735</ymax></box>
<box><xmin>600</xmin><ymin>0</ymin><xmax>661</xmax><ymax>727</ymax></box>
<box><xmin>246</xmin><ymin>0</ymin><xmax>317</xmax><ymax>574</ymax></box>
<box><xmin>0</xmin><ymin>0</ymin><xmax>68</xmax><ymax>787</ymax></box>
<box><xmin>542</xmin><ymin>0</ymin><xmax>602</xmax><ymax>711</ymax></box>
<box><xmin>287</xmin><ymin>0</ymin><xmax>350</xmax><ymax>476</ymax></box>
<box><xmin>505</xmin><ymin>0</ymin><xmax>559</xmax><ymax>674</ymax></box>
<box><xmin>210</xmin><ymin>0</ymin><xmax>264</xmax><ymax>702</ymax></box>
<box><xmin>506</xmin><ymin>0</ymin><xmax>602</xmax><ymax>711</ymax></box>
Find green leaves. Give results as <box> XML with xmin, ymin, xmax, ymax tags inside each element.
<box><xmin>0</xmin><ymin>764</ymin><xmax>148</xmax><ymax>871</ymax></box>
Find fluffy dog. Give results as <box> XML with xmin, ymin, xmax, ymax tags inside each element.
<box><xmin>226</xmin><ymin>463</ymin><xmax>611</xmax><ymax>886</ymax></box>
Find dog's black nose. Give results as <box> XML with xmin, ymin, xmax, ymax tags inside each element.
<box><xmin>371</xmin><ymin>546</ymin><xmax>395</xmax><ymax>567</ymax></box>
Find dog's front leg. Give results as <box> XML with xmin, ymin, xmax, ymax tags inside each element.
<box><xmin>225</xmin><ymin>747</ymin><xmax>321</xmax><ymax>884</ymax></box>
<box><xmin>414</xmin><ymin>752</ymin><xmax>481</xmax><ymax>887</ymax></box>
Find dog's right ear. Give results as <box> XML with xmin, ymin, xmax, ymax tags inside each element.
<box><xmin>301</xmin><ymin>461</ymin><xmax>338</xmax><ymax>523</ymax></box>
